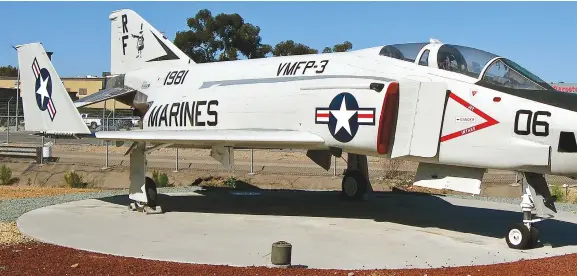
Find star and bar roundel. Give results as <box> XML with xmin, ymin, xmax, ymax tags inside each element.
<box><xmin>32</xmin><ymin>57</ymin><xmax>57</xmax><ymax>121</ymax></box>
<box><xmin>315</xmin><ymin>92</ymin><xmax>375</xmax><ymax>143</ymax></box>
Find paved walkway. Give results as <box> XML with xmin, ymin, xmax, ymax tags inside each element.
<box><xmin>17</xmin><ymin>189</ymin><xmax>577</xmax><ymax>269</ymax></box>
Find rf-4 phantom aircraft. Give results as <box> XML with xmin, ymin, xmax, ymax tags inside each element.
<box><xmin>15</xmin><ymin>9</ymin><xmax>574</xmax><ymax>250</ymax></box>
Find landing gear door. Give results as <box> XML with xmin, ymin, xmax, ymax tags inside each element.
<box><xmin>390</xmin><ymin>80</ymin><xmax>448</xmax><ymax>158</ymax></box>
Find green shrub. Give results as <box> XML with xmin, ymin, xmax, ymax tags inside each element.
<box><xmin>152</xmin><ymin>170</ymin><xmax>170</xmax><ymax>187</ymax></box>
<box><xmin>64</xmin><ymin>170</ymin><xmax>87</xmax><ymax>188</ymax></box>
<box><xmin>0</xmin><ymin>165</ymin><xmax>12</xmax><ymax>185</ymax></box>
<box><xmin>550</xmin><ymin>184</ymin><xmax>565</xmax><ymax>202</ymax></box>
<box><xmin>224</xmin><ymin>176</ymin><xmax>237</xmax><ymax>188</ymax></box>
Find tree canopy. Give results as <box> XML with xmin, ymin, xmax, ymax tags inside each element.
<box><xmin>174</xmin><ymin>9</ymin><xmax>272</xmax><ymax>63</ymax></box>
<box><xmin>174</xmin><ymin>9</ymin><xmax>353</xmax><ymax>63</ymax></box>
<box><xmin>0</xmin><ymin>66</ymin><xmax>18</xmax><ymax>77</ymax></box>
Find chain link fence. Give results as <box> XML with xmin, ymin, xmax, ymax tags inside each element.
<box><xmin>1</xmin><ymin>98</ymin><xmax>577</xmax><ymax>187</ymax></box>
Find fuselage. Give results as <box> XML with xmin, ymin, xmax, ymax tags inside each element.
<box><xmin>120</xmin><ymin>42</ymin><xmax>577</xmax><ymax>177</ymax></box>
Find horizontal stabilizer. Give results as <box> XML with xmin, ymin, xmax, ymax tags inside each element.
<box><xmin>74</xmin><ymin>87</ymin><xmax>135</xmax><ymax>108</ymax></box>
<box><xmin>96</xmin><ymin>129</ymin><xmax>326</xmax><ymax>149</ymax></box>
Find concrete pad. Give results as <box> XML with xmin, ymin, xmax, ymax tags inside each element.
<box><xmin>16</xmin><ymin>189</ymin><xmax>577</xmax><ymax>270</ymax></box>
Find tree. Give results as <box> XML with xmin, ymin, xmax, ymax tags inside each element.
<box><xmin>174</xmin><ymin>9</ymin><xmax>355</xmax><ymax>61</ymax></box>
<box><xmin>174</xmin><ymin>9</ymin><xmax>271</xmax><ymax>63</ymax></box>
<box><xmin>322</xmin><ymin>41</ymin><xmax>353</xmax><ymax>53</ymax></box>
<box><xmin>272</xmin><ymin>40</ymin><xmax>318</xmax><ymax>56</ymax></box>
<box><xmin>0</xmin><ymin>66</ymin><xmax>18</xmax><ymax>77</ymax></box>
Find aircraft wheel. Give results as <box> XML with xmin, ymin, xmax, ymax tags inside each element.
<box><xmin>529</xmin><ymin>225</ymin><xmax>540</xmax><ymax>248</ymax></box>
<box><xmin>145</xmin><ymin>176</ymin><xmax>158</xmax><ymax>208</ymax></box>
<box><xmin>506</xmin><ymin>223</ymin><xmax>531</xmax><ymax>249</ymax></box>
<box><xmin>341</xmin><ymin>170</ymin><xmax>368</xmax><ymax>200</ymax></box>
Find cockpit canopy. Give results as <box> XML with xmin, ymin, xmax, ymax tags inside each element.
<box><xmin>378</xmin><ymin>41</ymin><xmax>553</xmax><ymax>91</ymax></box>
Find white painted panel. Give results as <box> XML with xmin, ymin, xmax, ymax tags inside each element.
<box><xmin>413</xmin><ymin>162</ymin><xmax>484</xmax><ymax>195</ymax></box>
<box><xmin>409</xmin><ymin>82</ymin><xmax>447</xmax><ymax>157</ymax></box>
<box><xmin>390</xmin><ymin>80</ymin><xmax>421</xmax><ymax>158</ymax></box>
<box><xmin>440</xmin><ymin>138</ymin><xmax>550</xmax><ymax>170</ymax></box>
<box><xmin>96</xmin><ymin>129</ymin><xmax>326</xmax><ymax>149</ymax></box>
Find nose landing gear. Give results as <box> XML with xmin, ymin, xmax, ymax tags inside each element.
<box><xmin>506</xmin><ymin>172</ymin><xmax>556</xmax><ymax>250</ymax></box>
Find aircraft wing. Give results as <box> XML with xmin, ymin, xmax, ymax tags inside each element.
<box><xmin>74</xmin><ymin>87</ymin><xmax>135</xmax><ymax>108</ymax></box>
<box><xmin>95</xmin><ymin>129</ymin><xmax>326</xmax><ymax>148</ymax></box>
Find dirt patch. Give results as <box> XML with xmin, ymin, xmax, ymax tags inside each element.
<box><xmin>1</xmin><ymin>242</ymin><xmax>577</xmax><ymax>275</ymax></box>
<box><xmin>0</xmin><ymin>222</ymin><xmax>33</xmax><ymax>245</ymax></box>
<box><xmin>0</xmin><ymin>160</ymin><xmax>521</xmax><ymax>199</ymax></box>
<box><xmin>0</xmin><ymin>186</ymin><xmax>101</xmax><ymax>200</ymax></box>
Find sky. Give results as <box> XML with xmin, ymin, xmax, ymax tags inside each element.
<box><xmin>1</xmin><ymin>1</ymin><xmax>576</xmax><ymax>82</ymax></box>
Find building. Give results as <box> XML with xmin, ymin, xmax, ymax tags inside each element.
<box><xmin>0</xmin><ymin>75</ymin><xmax>131</xmax><ymax>110</ymax></box>
<box><xmin>551</xmin><ymin>82</ymin><xmax>577</xmax><ymax>93</ymax></box>
<box><xmin>0</xmin><ymin>51</ymin><xmax>130</xmax><ymax>110</ymax></box>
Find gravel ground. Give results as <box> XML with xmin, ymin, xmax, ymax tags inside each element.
<box><xmin>0</xmin><ymin>186</ymin><xmax>103</xmax><ymax>200</ymax></box>
<box><xmin>0</xmin><ymin>222</ymin><xmax>32</xmax><ymax>245</ymax></box>
<box><xmin>3</xmin><ymin>186</ymin><xmax>577</xmax><ymax>275</ymax></box>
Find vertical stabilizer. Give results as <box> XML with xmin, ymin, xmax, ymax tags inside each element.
<box><xmin>109</xmin><ymin>9</ymin><xmax>193</xmax><ymax>75</ymax></box>
<box><xmin>15</xmin><ymin>43</ymin><xmax>91</xmax><ymax>135</ymax></box>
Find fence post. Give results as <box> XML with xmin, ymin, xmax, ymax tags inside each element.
<box><xmin>103</xmin><ymin>101</ymin><xmax>109</xmax><ymax>168</ymax></box>
<box><xmin>6</xmin><ymin>97</ymin><xmax>11</xmax><ymax>144</ymax></box>
<box><xmin>40</xmin><ymin>136</ymin><xmax>44</xmax><ymax>164</ymax></box>
<box><xmin>249</xmin><ymin>149</ymin><xmax>255</xmax><ymax>175</ymax></box>
<box><xmin>105</xmin><ymin>142</ymin><xmax>109</xmax><ymax>168</ymax></box>
<box><xmin>15</xmin><ymin>72</ymin><xmax>19</xmax><ymax>131</ymax></box>
<box><xmin>173</xmin><ymin>148</ymin><xmax>179</xmax><ymax>172</ymax></box>
<box><xmin>333</xmin><ymin>155</ymin><xmax>337</xmax><ymax>176</ymax></box>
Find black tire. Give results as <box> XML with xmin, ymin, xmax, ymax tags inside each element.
<box><xmin>506</xmin><ymin>222</ymin><xmax>531</xmax><ymax>249</ymax></box>
<box><xmin>529</xmin><ymin>226</ymin><xmax>540</xmax><ymax>248</ymax></box>
<box><xmin>145</xmin><ymin>176</ymin><xmax>158</xmax><ymax>207</ymax></box>
<box><xmin>341</xmin><ymin>170</ymin><xmax>368</xmax><ymax>200</ymax></box>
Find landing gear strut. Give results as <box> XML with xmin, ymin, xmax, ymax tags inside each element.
<box><xmin>505</xmin><ymin>172</ymin><xmax>556</xmax><ymax>249</ymax></box>
<box><xmin>341</xmin><ymin>153</ymin><xmax>372</xmax><ymax>200</ymax></box>
<box><xmin>127</xmin><ymin>142</ymin><xmax>164</xmax><ymax>214</ymax></box>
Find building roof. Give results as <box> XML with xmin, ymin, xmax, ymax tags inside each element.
<box><xmin>0</xmin><ymin>76</ymin><xmax>105</xmax><ymax>81</ymax></box>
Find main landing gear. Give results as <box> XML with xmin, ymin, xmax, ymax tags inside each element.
<box><xmin>505</xmin><ymin>172</ymin><xmax>557</xmax><ymax>249</ymax></box>
<box><xmin>128</xmin><ymin>176</ymin><xmax>163</xmax><ymax>214</ymax></box>
<box><xmin>341</xmin><ymin>153</ymin><xmax>372</xmax><ymax>200</ymax></box>
<box><xmin>126</xmin><ymin>142</ymin><xmax>164</xmax><ymax>215</ymax></box>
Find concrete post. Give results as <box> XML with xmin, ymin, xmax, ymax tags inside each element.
<box><xmin>40</xmin><ymin>136</ymin><xmax>44</xmax><ymax>164</ymax></box>
<box><xmin>249</xmin><ymin>149</ymin><xmax>255</xmax><ymax>175</ymax></box>
<box><xmin>6</xmin><ymin>97</ymin><xmax>12</xmax><ymax>144</ymax></box>
<box><xmin>333</xmin><ymin>155</ymin><xmax>337</xmax><ymax>176</ymax></box>
<box><xmin>174</xmin><ymin>148</ymin><xmax>179</xmax><ymax>172</ymax></box>
<box><xmin>15</xmin><ymin>71</ymin><xmax>19</xmax><ymax>131</ymax></box>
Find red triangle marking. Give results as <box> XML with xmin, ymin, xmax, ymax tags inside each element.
<box><xmin>440</xmin><ymin>92</ymin><xmax>499</xmax><ymax>143</ymax></box>
<box><xmin>472</xmin><ymin>90</ymin><xmax>477</xmax><ymax>96</ymax></box>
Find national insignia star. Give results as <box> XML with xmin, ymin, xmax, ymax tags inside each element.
<box><xmin>36</xmin><ymin>74</ymin><xmax>50</xmax><ymax>107</ymax></box>
<box><xmin>330</xmin><ymin>96</ymin><xmax>356</xmax><ymax>136</ymax></box>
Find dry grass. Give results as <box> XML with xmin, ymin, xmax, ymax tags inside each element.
<box><xmin>0</xmin><ymin>222</ymin><xmax>32</xmax><ymax>245</ymax></box>
<box><xmin>0</xmin><ymin>186</ymin><xmax>101</xmax><ymax>200</ymax></box>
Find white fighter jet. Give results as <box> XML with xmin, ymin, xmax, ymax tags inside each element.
<box><xmin>15</xmin><ymin>9</ymin><xmax>573</xmax><ymax>250</ymax></box>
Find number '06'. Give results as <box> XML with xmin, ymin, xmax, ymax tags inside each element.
<box><xmin>514</xmin><ymin>110</ymin><xmax>551</xmax><ymax>137</ymax></box>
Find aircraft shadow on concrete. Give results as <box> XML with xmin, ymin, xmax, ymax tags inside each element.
<box><xmin>98</xmin><ymin>182</ymin><xmax>577</xmax><ymax>249</ymax></box>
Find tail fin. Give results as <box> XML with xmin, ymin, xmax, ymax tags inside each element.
<box><xmin>109</xmin><ymin>9</ymin><xmax>193</xmax><ymax>75</ymax></box>
<box><xmin>15</xmin><ymin>43</ymin><xmax>91</xmax><ymax>135</ymax></box>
